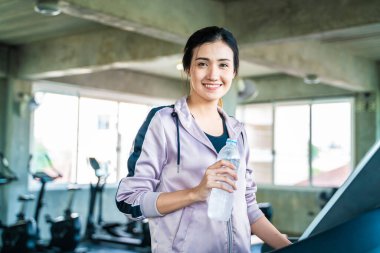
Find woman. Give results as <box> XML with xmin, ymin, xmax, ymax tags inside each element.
<box><xmin>116</xmin><ymin>26</ymin><xmax>291</xmax><ymax>252</ymax></box>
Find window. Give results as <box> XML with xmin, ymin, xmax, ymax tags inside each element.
<box><xmin>274</xmin><ymin>104</ymin><xmax>310</xmax><ymax>186</ymax></box>
<box><xmin>236</xmin><ymin>104</ymin><xmax>273</xmax><ymax>184</ymax></box>
<box><xmin>31</xmin><ymin>93</ymin><xmax>79</xmax><ymax>184</ymax></box>
<box><xmin>236</xmin><ymin>99</ymin><xmax>353</xmax><ymax>187</ymax></box>
<box><xmin>30</xmin><ymin>83</ymin><xmax>164</xmax><ymax>186</ymax></box>
<box><xmin>310</xmin><ymin>102</ymin><xmax>352</xmax><ymax>187</ymax></box>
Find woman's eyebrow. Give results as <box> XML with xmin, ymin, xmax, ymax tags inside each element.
<box><xmin>195</xmin><ymin>57</ymin><xmax>209</xmax><ymax>61</ymax></box>
<box><xmin>195</xmin><ymin>57</ymin><xmax>231</xmax><ymax>61</ymax></box>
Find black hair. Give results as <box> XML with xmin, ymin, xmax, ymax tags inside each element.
<box><xmin>182</xmin><ymin>26</ymin><xmax>239</xmax><ymax>74</ymax></box>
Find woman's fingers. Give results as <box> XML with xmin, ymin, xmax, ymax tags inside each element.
<box><xmin>215</xmin><ymin>167</ymin><xmax>238</xmax><ymax>181</ymax></box>
<box><xmin>208</xmin><ymin>159</ymin><xmax>236</xmax><ymax>171</ymax></box>
<box><xmin>207</xmin><ymin>174</ymin><xmax>237</xmax><ymax>192</ymax></box>
<box><xmin>216</xmin><ymin>175</ymin><xmax>237</xmax><ymax>192</ymax></box>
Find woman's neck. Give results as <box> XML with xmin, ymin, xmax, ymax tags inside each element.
<box><xmin>187</xmin><ymin>96</ymin><xmax>219</xmax><ymax>116</ymax></box>
<box><xmin>187</xmin><ymin>95</ymin><xmax>224</xmax><ymax>136</ymax></box>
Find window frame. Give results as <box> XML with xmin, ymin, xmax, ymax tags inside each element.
<box><xmin>238</xmin><ymin>96</ymin><xmax>355</xmax><ymax>188</ymax></box>
<box><xmin>29</xmin><ymin>81</ymin><xmax>174</xmax><ymax>190</ymax></box>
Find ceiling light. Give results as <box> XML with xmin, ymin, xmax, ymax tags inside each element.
<box><xmin>304</xmin><ymin>74</ymin><xmax>320</xmax><ymax>85</ymax></box>
<box><xmin>34</xmin><ymin>0</ymin><xmax>61</xmax><ymax>16</ymax></box>
<box><xmin>176</xmin><ymin>63</ymin><xmax>183</xmax><ymax>71</ymax></box>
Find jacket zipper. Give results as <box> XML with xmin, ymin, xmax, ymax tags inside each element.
<box><xmin>227</xmin><ymin>218</ymin><xmax>233</xmax><ymax>253</ymax></box>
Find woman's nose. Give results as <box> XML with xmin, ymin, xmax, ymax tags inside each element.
<box><xmin>207</xmin><ymin>65</ymin><xmax>219</xmax><ymax>81</ymax></box>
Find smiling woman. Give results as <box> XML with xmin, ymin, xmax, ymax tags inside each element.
<box><xmin>115</xmin><ymin>26</ymin><xmax>291</xmax><ymax>253</ymax></box>
<box><xmin>188</xmin><ymin>41</ymin><xmax>235</xmax><ymax>109</ymax></box>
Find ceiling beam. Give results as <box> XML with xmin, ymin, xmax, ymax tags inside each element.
<box><xmin>226</xmin><ymin>0</ymin><xmax>380</xmax><ymax>45</ymax></box>
<box><xmin>16</xmin><ymin>28</ymin><xmax>182</xmax><ymax>79</ymax></box>
<box><xmin>247</xmin><ymin>74</ymin><xmax>355</xmax><ymax>103</ymax></box>
<box><xmin>48</xmin><ymin>69</ymin><xmax>185</xmax><ymax>100</ymax></box>
<box><xmin>58</xmin><ymin>0</ymin><xmax>224</xmax><ymax>44</ymax></box>
<box><xmin>241</xmin><ymin>41</ymin><xmax>377</xmax><ymax>92</ymax></box>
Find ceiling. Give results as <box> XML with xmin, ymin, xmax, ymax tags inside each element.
<box><xmin>0</xmin><ymin>0</ymin><xmax>279</xmax><ymax>79</ymax></box>
<box><xmin>0</xmin><ymin>0</ymin><xmax>379</xmax><ymax>91</ymax></box>
<box><xmin>2</xmin><ymin>1</ymin><xmax>379</xmax><ymax>60</ymax></box>
<box><xmin>320</xmin><ymin>23</ymin><xmax>380</xmax><ymax>60</ymax></box>
<box><xmin>0</xmin><ymin>1</ymin><xmax>104</xmax><ymax>45</ymax></box>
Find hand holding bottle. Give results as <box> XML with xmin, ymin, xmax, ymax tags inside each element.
<box><xmin>208</xmin><ymin>139</ymin><xmax>241</xmax><ymax>221</ymax></box>
<box><xmin>191</xmin><ymin>159</ymin><xmax>237</xmax><ymax>202</ymax></box>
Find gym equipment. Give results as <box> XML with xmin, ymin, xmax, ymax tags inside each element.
<box><xmin>0</xmin><ymin>154</ymin><xmax>38</xmax><ymax>253</ymax></box>
<box><xmin>85</xmin><ymin>157</ymin><xmax>150</xmax><ymax>247</ymax></box>
<box><xmin>1</xmin><ymin>194</ymin><xmax>38</xmax><ymax>253</ymax></box>
<box><xmin>45</xmin><ymin>184</ymin><xmax>82</xmax><ymax>252</ymax></box>
<box><xmin>0</xmin><ymin>152</ymin><xmax>17</xmax><ymax>232</ymax></box>
<box><xmin>33</xmin><ymin>153</ymin><xmax>83</xmax><ymax>252</ymax></box>
<box><xmin>0</xmin><ymin>153</ymin><xmax>17</xmax><ymax>184</ymax></box>
<box><xmin>258</xmin><ymin>202</ymin><xmax>273</xmax><ymax>221</ymax></box>
<box><xmin>1</xmin><ymin>153</ymin><xmax>83</xmax><ymax>253</ymax></box>
<box><xmin>30</xmin><ymin>154</ymin><xmax>62</xmax><ymax>249</ymax></box>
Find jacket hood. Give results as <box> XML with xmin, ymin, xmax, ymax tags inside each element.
<box><xmin>173</xmin><ymin>96</ymin><xmax>244</xmax><ymax>141</ymax></box>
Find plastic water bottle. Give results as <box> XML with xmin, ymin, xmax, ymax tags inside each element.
<box><xmin>208</xmin><ymin>138</ymin><xmax>240</xmax><ymax>221</ymax></box>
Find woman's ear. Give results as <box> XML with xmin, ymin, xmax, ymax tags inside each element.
<box><xmin>185</xmin><ymin>69</ymin><xmax>191</xmax><ymax>77</ymax></box>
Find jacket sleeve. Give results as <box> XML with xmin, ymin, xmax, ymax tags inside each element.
<box><xmin>241</xmin><ymin>128</ymin><xmax>264</xmax><ymax>225</ymax></box>
<box><xmin>115</xmin><ymin>108</ymin><xmax>167</xmax><ymax>220</ymax></box>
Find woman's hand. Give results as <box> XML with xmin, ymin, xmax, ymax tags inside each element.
<box><xmin>191</xmin><ymin>160</ymin><xmax>238</xmax><ymax>202</ymax></box>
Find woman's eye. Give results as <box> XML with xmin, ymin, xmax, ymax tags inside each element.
<box><xmin>220</xmin><ymin>63</ymin><xmax>229</xmax><ymax>68</ymax></box>
<box><xmin>197</xmin><ymin>62</ymin><xmax>207</xmax><ymax>67</ymax></box>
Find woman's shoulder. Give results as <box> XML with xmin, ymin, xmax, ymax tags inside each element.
<box><xmin>218</xmin><ymin>108</ymin><xmax>244</xmax><ymax>128</ymax></box>
<box><xmin>140</xmin><ymin>105</ymin><xmax>174</xmax><ymax>127</ymax></box>
<box><xmin>148</xmin><ymin>104</ymin><xmax>174</xmax><ymax>115</ymax></box>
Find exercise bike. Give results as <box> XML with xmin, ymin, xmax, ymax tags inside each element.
<box><xmin>1</xmin><ymin>153</ymin><xmax>82</xmax><ymax>253</ymax></box>
<box><xmin>85</xmin><ymin>157</ymin><xmax>150</xmax><ymax>247</ymax></box>
<box><xmin>0</xmin><ymin>154</ymin><xmax>38</xmax><ymax>253</ymax></box>
<box><xmin>1</xmin><ymin>194</ymin><xmax>38</xmax><ymax>253</ymax></box>
<box><xmin>45</xmin><ymin>184</ymin><xmax>82</xmax><ymax>252</ymax></box>
<box><xmin>34</xmin><ymin>153</ymin><xmax>82</xmax><ymax>252</ymax></box>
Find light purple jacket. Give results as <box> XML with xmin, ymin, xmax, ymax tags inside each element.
<box><xmin>116</xmin><ymin>96</ymin><xmax>263</xmax><ymax>253</ymax></box>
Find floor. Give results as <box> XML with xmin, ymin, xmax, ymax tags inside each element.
<box><xmin>77</xmin><ymin>241</ymin><xmax>263</xmax><ymax>253</ymax></box>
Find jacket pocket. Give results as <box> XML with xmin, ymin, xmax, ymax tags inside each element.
<box><xmin>172</xmin><ymin>206</ymin><xmax>194</xmax><ymax>252</ymax></box>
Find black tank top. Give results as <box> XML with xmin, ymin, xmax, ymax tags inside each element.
<box><xmin>205</xmin><ymin>115</ymin><xmax>229</xmax><ymax>153</ymax></box>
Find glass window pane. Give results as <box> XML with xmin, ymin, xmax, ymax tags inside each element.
<box><xmin>311</xmin><ymin>102</ymin><xmax>352</xmax><ymax>187</ymax></box>
<box><xmin>118</xmin><ymin>103</ymin><xmax>151</xmax><ymax>179</ymax></box>
<box><xmin>237</xmin><ymin>104</ymin><xmax>273</xmax><ymax>184</ymax></box>
<box><xmin>31</xmin><ymin>93</ymin><xmax>78</xmax><ymax>184</ymax></box>
<box><xmin>274</xmin><ymin>104</ymin><xmax>310</xmax><ymax>186</ymax></box>
<box><xmin>77</xmin><ymin>98</ymin><xmax>118</xmax><ymax>184</ymax></box>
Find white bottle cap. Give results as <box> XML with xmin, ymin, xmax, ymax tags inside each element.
<box><xmin>226</xmin><ymin>138</ymin><xmax>237</xmax><ymax>144</ymax></box>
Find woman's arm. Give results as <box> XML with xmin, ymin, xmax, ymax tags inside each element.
<box><xmin>251</xmin><ymin>216</ymin><xmax>291</xmax><ymax>249</ymax></box>
<box><xmin>156</xmin><ymin>189</ymin><xmax>198</xmax><ymax>214</ymax></box>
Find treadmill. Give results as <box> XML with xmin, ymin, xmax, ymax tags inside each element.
<box><xmin>271</xmin><ymin>140</ymin><xmax>380</xmax><ymax>253</ymax></box>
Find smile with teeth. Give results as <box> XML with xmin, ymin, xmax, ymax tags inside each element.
<box><xmin>203</xmin><ymin>83</ymin><xmax>222</xmax><ymax>89</ymax></box>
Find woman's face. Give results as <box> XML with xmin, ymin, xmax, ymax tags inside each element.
<box><xmin>188</xmin><ymin>40</ymin><xmax>236</xmax><ymax>104</ymax></box>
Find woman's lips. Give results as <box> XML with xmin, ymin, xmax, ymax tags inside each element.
<box><xmin>203</xmin><ymin>83</ymin><xmax>222</xmax><ymax>90</ymax></box>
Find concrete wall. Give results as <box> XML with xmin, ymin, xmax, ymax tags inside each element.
<box><xmin>256</xmin><ymin>185</ymin><xmax>328</xmax><ymax>236</ymax></box>
<box><xmin>0</xmin><ymin>79</ymin><xmax>6</xmax><ymax>152</ymax></box>
<box><xmin>355</xmin><ymin>93</ymin><xmax>377</xmax><ymax>164</ymax></box>
<box><xmin>1</xmin><ymin>78</ymin><xmax>33</xmax><ymax>226</ymax></box>
<box><xmin>0</xmin><ymin>78</ymin><xmax>7</xmax><ymax>224</ymax></box>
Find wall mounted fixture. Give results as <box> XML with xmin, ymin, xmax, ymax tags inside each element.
<box><xmin>34</xmin><ymin>0</ymin><xmax>61</xmax><ymax>16</ymax></box>
<box><xmin>16</xmin><ymin>92</ymin><xmax>44</xmax><ymax>117</ymax></box>
<box><xmin>237</xmin><ymin>78</ymin><xmax>259</xmax><ymax>102</ymax></box>
<box><xmin>304</xmin><ymin>74</ymin><xmax>320</xmax><ymax>85</ymax></box>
